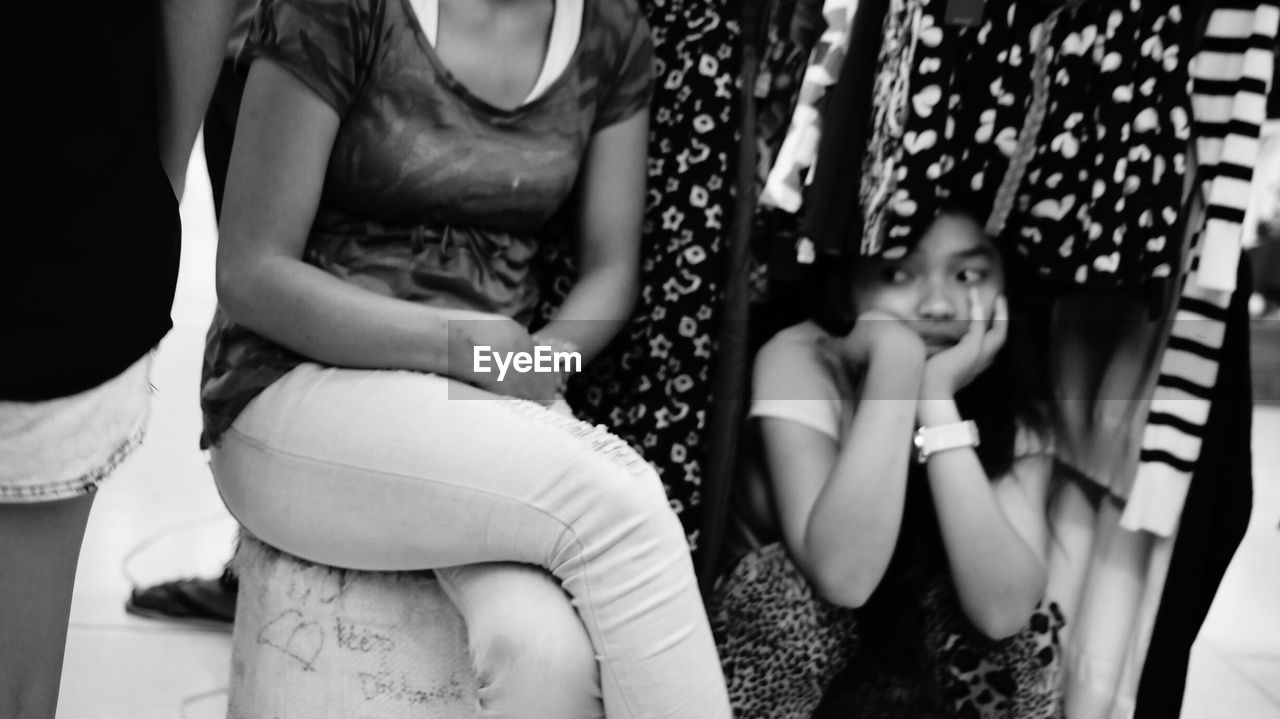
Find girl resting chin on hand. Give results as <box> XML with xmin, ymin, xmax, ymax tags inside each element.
<box><xmin>712</xmin><ymin>209</ymin><xmax>1063</xmax><ymax>719</ymax></box>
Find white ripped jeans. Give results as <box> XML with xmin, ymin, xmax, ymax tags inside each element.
<box><xmin>210</xmin><ymin>363</ymin><xmax>730</xmax><ymax>719</ymax></box>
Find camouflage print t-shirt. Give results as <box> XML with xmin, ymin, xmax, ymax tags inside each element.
<box><xmin>201</xmin><ymin>0</ymin><xmax>654</xmax><ymax>447</ymax></box>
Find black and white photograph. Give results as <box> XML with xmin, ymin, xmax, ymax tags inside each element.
<box><xmin>2</xmin><ymin>0</ymin><xmax>1278</xmax><ymax>717</ymax></box>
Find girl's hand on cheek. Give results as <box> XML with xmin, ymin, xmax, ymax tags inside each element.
<box><xmin>922</xmin><ymin>290</ymin><xmax>1006</xmax><ymax>398</ymax></box>
<box><xmin>841</xmin><ymin>310</ymin><xmax>926</xmax><ymax>368</ymax></box>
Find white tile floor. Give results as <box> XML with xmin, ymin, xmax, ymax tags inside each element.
<box><xmin>52</xmin><ymin>144</ymin><xmax>1280</xmax><ymax>719</ymax></box>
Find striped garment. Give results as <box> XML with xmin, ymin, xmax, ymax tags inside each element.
<box><xmin>1123</xmin><ymin>0</ymin><xmax>1278</xmax><ymax>536</ymax></box>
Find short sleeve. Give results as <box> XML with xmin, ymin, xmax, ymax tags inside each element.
<box><xmin>748</xmin><ymin>327</ymin><xmax>844</xmax><ymax>441</ymax></box>
<box><xmin>593</xmin><ymin>0</ymin><xmax>655</xmax><ymax>130</ymax></box>
<box><xmin>237</xmin><ymin>0</ymin><xmax>375</xmax><ymax>115</ymax></box>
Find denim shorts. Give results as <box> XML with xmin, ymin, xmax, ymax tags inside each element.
<box><xmin>0</xmin><ymin>353</ymin><xmax>153</xmax><ymax>503</ymax></box>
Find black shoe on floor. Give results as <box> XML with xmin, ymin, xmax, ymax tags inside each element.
<box><xmin>124</xmin><ymin>568</ymin><xmax>238</xmax><ymax>630</ymax></box>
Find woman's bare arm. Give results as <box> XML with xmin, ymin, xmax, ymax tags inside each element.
<box><xmin>761</xmin><ymin>332</ymin><xmax>926</xmax><ymax>607</ymax></box>
<box><xmin>156</xmin><ymin>0</ymin><xmax>238</xmax><ymax>200</ymax></box>
<box><xmin>918</xmin><ymin>399</ymin><xmax>1051</xmax><ymax>639</ymax></box>
<box><xmin>915</xmin><ymin>296</ymin><xmax>1050</xmax><ymax>638</ymax></box>
<box><xmin>535</xmin><ymin>111</ymin><xmax>649</xmax><ymax>363</ymax></box>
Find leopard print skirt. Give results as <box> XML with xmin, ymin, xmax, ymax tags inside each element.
<box><xmin>711</xmin><ymin>543</ymin><xmax>1064</xmax><ymax>719</ymax></box>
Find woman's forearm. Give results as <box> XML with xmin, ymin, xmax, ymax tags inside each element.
<box><xmin>801</xmin><ymin>352</ymin><xmax>923</xmax><ymax>607</ymax></box>
<box><xmin>217</xmin><ymin>252</ymin><xmax>513</xmax><ymax>380</ymax></box>
<box><xmin>918</xmin><ymin>398</ymin><xmax>1047</xmax><ymax>638</ymax></box>
<box><xmin>541</xmin><ymin>109</ymin><xmax>647</xmax><ymax>366</ymax></box>
<box><xmin>535</xmin><ymin>262</ymin><xmax>639</xmax><ymax>364</ymax></box>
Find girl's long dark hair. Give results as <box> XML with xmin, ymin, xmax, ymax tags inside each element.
<box><xmin>809</xmin><ymin>212</ymin><xmax>1054</xmax><ymax>674</ymax></box>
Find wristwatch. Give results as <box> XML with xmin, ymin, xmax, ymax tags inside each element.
<box><xmin>913</xmin><ymin>420</ymin><xmax>980</xmax><ymax>463</ymax></box>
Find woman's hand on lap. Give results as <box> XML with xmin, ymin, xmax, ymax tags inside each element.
<box><xmin>449</xmin><ymin>318</ymin><xmax>561</xmax><ymax>403</ymax></box>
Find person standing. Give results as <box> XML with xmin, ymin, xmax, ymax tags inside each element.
<box><xmin>0</xmin><ymin>2</ymin><xmax>236</xmax><ymax>716</ymax></box>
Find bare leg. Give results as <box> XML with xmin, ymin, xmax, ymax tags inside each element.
<box><xmin>0</xmin><ymin>493</ymin><xmax>96</xmax><ymax>719</ymax></box>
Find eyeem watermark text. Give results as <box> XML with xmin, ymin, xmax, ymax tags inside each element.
<box><xmin>473</xmin><ymin>345</ymin><xmax>582</xmax><ymax>382</ymax></box>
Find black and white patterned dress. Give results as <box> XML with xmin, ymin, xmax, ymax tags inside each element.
<box><xmin>538</xmin><ymin>0</ymin><xmax>741</xmax><ymax>548</ymax></box>
<box><xmin>870</xmin><ymin>0</ymin><xmax>1191</xmax><ymax>287</ymax></box>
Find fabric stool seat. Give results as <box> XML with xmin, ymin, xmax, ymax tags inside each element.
<box><xmin>228</xmin><ymin>531</ymin><xmax>478</xmax><ymax>718</ymax></box>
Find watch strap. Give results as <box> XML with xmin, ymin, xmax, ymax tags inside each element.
<box><xmin>913</xmin><ymin>420</ymin><xmax>981</xmax><ymax>463</ymax></box>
